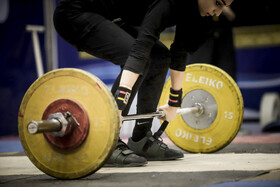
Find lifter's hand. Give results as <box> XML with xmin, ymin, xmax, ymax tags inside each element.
<box><xmin>158</xmin><ymin>104</ymin><xmax>178</xmax><ymax>122</ymax></box>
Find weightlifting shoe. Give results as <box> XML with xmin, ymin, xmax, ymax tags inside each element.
<box><xmin>104</xmin><ymin>139</ymin><xmax>147</xmax><ymax>167</ymax></box>
<box><xmin>127</xmin><ymin>132</ymin><xmax>184</xmax><ymax>161</ymax></box>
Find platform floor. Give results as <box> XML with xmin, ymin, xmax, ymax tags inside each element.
<box><xmin>0</xmin><ymin>123</ymin><xmax>280</xmax><ymax>187</ymax></box>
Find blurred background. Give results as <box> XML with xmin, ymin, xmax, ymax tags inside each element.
<box><xmin>0</xmin><ymin>0</ymin><xmax>279</xmax><ymax>140</ymax></box>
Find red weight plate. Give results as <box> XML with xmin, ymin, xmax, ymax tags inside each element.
<box><xmin>42</xmin><ymin>99</ymin><xmax>89</xmax><ymax>150</ymax></box>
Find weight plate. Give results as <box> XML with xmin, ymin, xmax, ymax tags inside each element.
<box><xmin>18</xmin><ymin>68</ymin><xmax>120</xmax><ymax>179</ymax></box>
<box><xmin>260</xmin><ymin>92</ymin><xmax>280</xmax><ymax>129</ymax></box>
<box><xmin>159</xmin><ymin>64</ymin><xmax>243</xmax><ymax>153</ymax></box>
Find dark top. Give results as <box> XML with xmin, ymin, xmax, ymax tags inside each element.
<box><xmin>54</xmin><ymin>0</ymin><xmax>213</xmax><ymax>72</ymax></box>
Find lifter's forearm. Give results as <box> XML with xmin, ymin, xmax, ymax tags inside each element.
<box><xmin>117</xmin><ymin>70</ymin><xmax>139</xmax><ymax>123</ymax></box>
<box><xmin>119</xmin><ymin>70</ymin><xmax>139</xmax><ymax>89</ymax></box>
<box><xmin>170</xmin><ymin>69</ymin><xmax>185</xmax><ymax>90</ymax></box>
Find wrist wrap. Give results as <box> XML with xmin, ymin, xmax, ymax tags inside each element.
<box><xmin>168</xmin><ymin>88</ymin><xmax>182</xmax><ymax>107</ymax></box>
<box><xmin>115</xmin><ymin>86</ymin><xmax>132</xmax><ymax>110</ymax></box>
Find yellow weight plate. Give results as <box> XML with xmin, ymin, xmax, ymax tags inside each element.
<box><xmin>159</xmin><ymin>64</ymin><xmax>243</xmax><ymax>153</ymax></box>
<box><xmin>18</xmin><ymin>68</ymin><xmax>120</xmax><ymax>179</ymax></box>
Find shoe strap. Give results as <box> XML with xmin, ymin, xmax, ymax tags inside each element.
<box><xmin>115</xmin><ymin>140</ymin><xmax>134</xmax><ymax>155</ymax></box>
<box><xmin>153</xmin><ymin>120</ymin><xmax>169</xmax><ymax>139</ymax></box>
<box><xmin>110</xmin><ymin>147</ymin><xmax>134</xmax><ymax>164</ymax></box>
<box><xmin>122</xmin><ymin>149</ymin><xmax>134</xmax><ymax>155</ymax></box>
<box><xmin>143</xmin><ymin>133</ymin><xmax>167</xmax><ymax>152</ymax></box>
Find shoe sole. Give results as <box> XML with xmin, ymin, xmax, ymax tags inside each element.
<box><xmin>103</xmin><ymin>162</ymin><xmax>147</xmax><ymax>167</ymax></box>
<box><xmin>146</xmin><ymin>155</ymin><xmax>184</xmax><ymax>161</ymax></box>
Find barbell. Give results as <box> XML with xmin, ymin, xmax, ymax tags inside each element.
<box><xmin>18</xmin><ymin>63</ymin><xmax>244</xmax><ymax>179</ymax></box>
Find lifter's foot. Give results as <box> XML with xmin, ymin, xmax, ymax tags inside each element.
<box><xmin>104</xmin><ymin>139</ymin><xmax>147</xmax><ymax>167</ymax></box>
<box><xmin>127</xmin><ymin>132</ymin><xmax>184</xmax><ymax>161</ymax></box>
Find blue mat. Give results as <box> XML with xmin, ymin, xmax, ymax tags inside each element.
<box><xmin>0</xmin><ymin>141</ymin><xmax>24</xmax><ymax>153</ymax></box>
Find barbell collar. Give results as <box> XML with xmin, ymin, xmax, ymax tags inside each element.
<box><xmin>27</xmin><ymin>119</ymin><xmax>62</xmax><ymax>134</ymax></box>
<box><xmin>176</xmin><ymin>106</ymin><xmax>200</xmax><ymax>115</ymax></box>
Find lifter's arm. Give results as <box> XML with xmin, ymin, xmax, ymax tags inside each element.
<box><xmin>116</xmin><ymin>70</ymin><xmax>139</xmax><ymax>126</ymax></box>
<box><xmin>159</xmin><ymin>69</ymin><xmax>185</xmax><ymax>122</ymax></box>
<box><xmin>170</xmin><ymin>69</ymin><xmax>185</xmax><ymax>90</ymax></box>
<box><xmin>119</xmin><ymin>70</ymin><xmax>139</xmax><ymax>89</ymax></box>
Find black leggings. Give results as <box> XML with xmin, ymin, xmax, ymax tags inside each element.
<box><xmin>58</xmin><ymin>15</ymin><xmax>171</xmax><ymax>140</ymax></box>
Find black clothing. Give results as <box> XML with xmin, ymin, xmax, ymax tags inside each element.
<box><xmin>54</xmin><ymin>0</ymin><xmax>213</xmax><ymax>73</ymax></box>
<box><xmin>189</xmin><ymin>15</ymin><xmax>236</xmax><ymax>80</ymax></box>
<box><xmin>53</xmin><ymin>0</ymin><xmax>213</xmax><ymax>140</ymax></box>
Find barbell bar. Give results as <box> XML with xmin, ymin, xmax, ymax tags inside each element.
<box><xmin>26</xmin><ymin>107</ymin><xmax>200</xmax><ymax>135</ymax></box>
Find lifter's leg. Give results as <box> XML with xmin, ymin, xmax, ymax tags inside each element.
<box><xmin>128</xmin><ymin>41</ymin><xmax>184</xmax><ymax>161</ymax></box>
<box><xmin>132</xmin><ymin>41</ymin><xmax>170</xmax><ymax>140</ymax></box>
<box><xmin>78</xmin><ymin>18</ymin><xmax>148</xmax><ymax>167</ymax></box>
